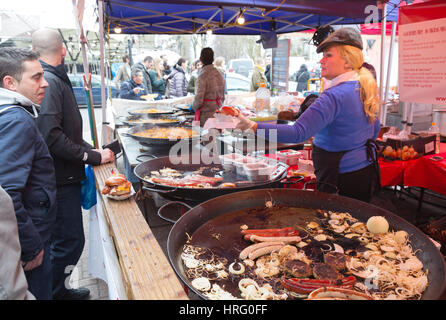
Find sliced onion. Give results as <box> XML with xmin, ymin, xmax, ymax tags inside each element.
<box><xmin>333</xmin><ymin>243</ymin><xmax>344</xmax><ymax>253</ymax></box>
<box><xmin>229</xmin><ymin>262</ymin><xmax>245</xmax><ymax>275</ymax></box>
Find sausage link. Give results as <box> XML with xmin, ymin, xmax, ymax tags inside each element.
<box><xmin>248</xmin><ymin>244</ymin><xmax>285</xmax><ymax>260</ymax></box>
<box><xmin>239</xmin><ymin>241</ymin><xmax>285</xmax><ymax>260</ymax></box>
<box><xmin>241</xmin><ymin>227</ymin><xmax>297</xmax><ymax>235</ymax></box>
<box><xmin>246</xmin><ymin>234</ymin><xmax>301</xmax><ymax>243</ymax></box>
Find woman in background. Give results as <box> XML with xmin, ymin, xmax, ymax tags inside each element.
<box><xmin>187</xmin><ymin>60</ymin><xmax>202</xmax><ymax>95</ymax></box>
<box><xmin>168</xmin><ymin>58</ymin><xmax>188</xmax><ymax>98</ymax></box>
<box><xmin>192</xmin><ymin>48</ymin><xmax>225</xmax><ymax>126</ymax></box>
<box><xmin>149</xmin><ymin>58</ymin><xmax>167</xmax><ymax>99</ymax></box>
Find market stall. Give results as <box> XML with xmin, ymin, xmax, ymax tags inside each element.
<box><xmin>82</xmin><ymin>0</ymin><xmax>446</xmax><ymax>301</ymax></box>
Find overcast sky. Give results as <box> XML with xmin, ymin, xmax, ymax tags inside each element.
<box><xmin>0</xmin><ymin>0</ymin><xmax>98</xmax><ymax>31</ymax></box>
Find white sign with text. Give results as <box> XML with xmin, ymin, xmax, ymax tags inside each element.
<box><xmin>399</xmin><ymin>18</ymin><xmax>446</xmax><ymax>105</ymax></box>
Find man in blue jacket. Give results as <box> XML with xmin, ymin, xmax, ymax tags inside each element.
<box><xmin>119</xmin><ymin>69</ymin><xmax>148</xmax><ymax>100</ymax></box>
<box><xmin>0</xmin><ymin>47</ymin><xmax>57</xmax><ymax>300</ymax></box>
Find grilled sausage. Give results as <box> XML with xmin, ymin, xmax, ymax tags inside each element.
<box><xmin>246</xmin><ymin>234</ymin><xmax>301</xmax><ymax>243</ymax></box>
<box><xmin>307</xmin><ymin>287</ymin><xmax>374</xmax><ymax>300</ymax></box>
<box><xmin>248</xmin><ymin>245</ymin><xmax>284</xmax><ymax>260</ymax></box>
<box><xmin>239</xmin><ymin>241</ymin><xmax>285</xmax><ymax>260</ymax></box>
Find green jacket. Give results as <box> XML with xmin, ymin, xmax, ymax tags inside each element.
<box><xmin>187</xmin><ymin>74</ymin><xmax>198</xmax><ymax>94</ymax></box>
<box><xmin>148</xmin><ymin>69</ymin><xmax>166</xmax><ymax>94</ymax></box>
<box><xmin>250</xmin><ymin>65</ymin><xmax>268</xmax><ymax>91</ymax></box>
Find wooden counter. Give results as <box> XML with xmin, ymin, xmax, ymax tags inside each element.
<box><xmin>93</xmin><ymin>162</ymin><xmax>188</xmax><ymax>300</ymax></box>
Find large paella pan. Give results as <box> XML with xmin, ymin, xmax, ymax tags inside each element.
<box><xmin>167</xmin><ymin>189</ymin><xmax>446</xmax><ymax>300</ymax></box>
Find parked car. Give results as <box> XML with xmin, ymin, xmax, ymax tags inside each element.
<box><xmin>68</xmin><ymin>73</ymin><xmax>118</xmax><ymax>107</ymax></box>
<box><xmin>227</xmin><ymin>58</ymin><xmax>254</xmax><ymax>79</ymax></box>
<box><xmin>225</xmin><ymin>72</ymin><xmax>251</xmax><ymax>92</ymax></box>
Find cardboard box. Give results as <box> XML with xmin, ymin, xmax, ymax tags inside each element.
<box><xmin>385</xmin><ymin>133</ymin><xmax>436</xmax><ymax>156</ymax></box>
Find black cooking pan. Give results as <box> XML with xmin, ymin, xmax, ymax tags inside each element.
<box><xmin>120</xmin><ymin>115</ymin><xmax>187</xmax><ymax>127</ymax></box>
<box><xmin>134</xmin><ymin>155</ymin><xmax>289</xmax><ymax>202</ymax></box>
<box><xmin>124</xmin><ymin>125</ymin><xmax>200</xmax><ymax>146</ymax></box>
<box><xmin>127</xmin><ymin>106</ymin><xmax>175</xmax><ymax>117</ymax></box>
<box><xmin>167</xmin><ymin>188</ymin><xmax>446</xmax><ymax>300</ymax></box>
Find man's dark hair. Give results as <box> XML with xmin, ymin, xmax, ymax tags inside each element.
<box><xmin>122</xmin><ymin>54</ymin><xmax>129</xmax><ymax>62</ymax></box>
<box><xmin>200</xmin><ymin>47</ymin><xmax>214</xmax><ymax>65</ymax></box>
<box><xmin>0</xmin><ymin>47</ymin><xmax>39</xmax><ymax>88</ymax></box>
<box><xmin>143</xmin><ymin>56</ymin><xmax>153</xmax><ymax>63</ymax></box>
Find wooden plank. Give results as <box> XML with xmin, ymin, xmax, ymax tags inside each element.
<box><xmin>93</xmin><ymin>163</ymin><xmax>188</xmax><ymax>300</ymax></box>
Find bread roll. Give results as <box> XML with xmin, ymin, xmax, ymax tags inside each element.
<box><xmin>105</xmin><ymin>174</ymin><xmax>127</xmax><ymax>186</ymax></box>
<box><xmin>109</xmin><ymin>181</ymin><xmax>131</xmax><ymax>196</ymax></box>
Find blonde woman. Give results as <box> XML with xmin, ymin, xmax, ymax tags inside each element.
<box><xmin>234</xmin><ymin>28</ymin><xmax>381</xmax><ymax>202</ymax></box>
<box><xmin>148</xmin><ymin>57</ymin><xmax>167</xmax><ymax>99</ymax></box>
<box><xmin>214</xmin><ymin>56</ymin><xmax>226</xmax><ymax>76</ymax></box>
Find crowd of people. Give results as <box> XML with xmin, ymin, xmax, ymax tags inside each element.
<box><xmin>0</xmin><ymin>28</ymin><xmax>115</xmax><ymax>300</ymax></box>
<box><xmin>114</xmin><ymin>51</ymin><xmax>276</xmax><ymax>102</ymax></box>
<box><xmin>114</xmin><ymin>53</ymin><xmax>190</xmax><ymax>100</ymax></box>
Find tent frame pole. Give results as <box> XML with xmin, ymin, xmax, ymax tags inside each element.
<box><xmin>99</xmin><ymin>0</ymin><xmax>107</xmax><ymax>145</ymax></box>
<box><xmin>382</xmin><ymin>20</ymin><xmax>397</xmax><ymax>127</ymax></box>
<box><xmin>379</xmin><ymin>2</ymin><xmax>387</xmax><ymax>124</ymax></box>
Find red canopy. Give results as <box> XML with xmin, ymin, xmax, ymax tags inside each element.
<box><xmin>361</xmin><ymin>22</ymin><xmax>398</xmax><ymax>35</ymax></box>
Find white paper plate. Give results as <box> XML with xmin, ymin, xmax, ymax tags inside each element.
<box><xmin>105</xmin><ymin>185</ymin><xmax>136</xmax><ymax>201</ymax></box>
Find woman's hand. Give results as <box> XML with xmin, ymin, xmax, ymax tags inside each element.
<box><xmin>235</xmin><ymin>113</ymin><xmax>257</xmax><ymax>132</ymax></box>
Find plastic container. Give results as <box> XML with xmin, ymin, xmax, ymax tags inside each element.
<box><xmin>233</xmin><ymin>156</ymin><xmax>260</xmax><ymax>176</ymax></box>
<box><xmin>298</xmin><ymin>159</ymin><xmax>314</xmax><ymax>173</ymax></box>
<box><xmin>219</xmin><ymin>153</ymin><xmax>243</xmax><ymax>172</ymax></box>
<box><xmin>429</xmin><ymin>122</ymin><xmax>441</xmax><ymax>154</ymax></box>
<box><xmin>243</xmin><ymin>162</ymin><xmax>275</xmax><ymax>182</ymax></box>
<box><xmin>255</xmin><ymin>82</ymin><xmax>270</xmax><ymax>116</ymax></box>
<box><xmin>277</xmin><ymin>149</ymin><xmax>304</xmax><ymax>166</ymax></box>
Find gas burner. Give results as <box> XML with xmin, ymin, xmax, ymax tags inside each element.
<box><xmin>139</xmin><ymin>141</ymin><xmax>172</xmax><ymax>148</ymax></box>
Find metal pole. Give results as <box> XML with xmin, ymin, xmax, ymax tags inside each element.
<box><xmin>382</xmin><ymin>21</ymin><xmax>397</xmax><ymax>127</ymax></box>
<box><xmin>72</xmin><ymin>0</ymin><xmax>99</xmax><ymax>148</ymax></box>
<box><xmin>98</xmin><ymin>0</ymin><xmax>107</xmax><ymax>136</ymax></box>
<box><xmin>379</xmin><ymin>2</ymin><xmax>387</xmax><ymax>124</ymax></box>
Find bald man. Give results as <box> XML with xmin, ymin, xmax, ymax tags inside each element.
<box><xmin>32</xmin><ymin>28</ymin><xmax>114</xmax><ymax>300</ymax></box>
